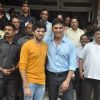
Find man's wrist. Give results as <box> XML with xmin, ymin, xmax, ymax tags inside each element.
<box><xmin>23</xmin><ymin>84</ymin><xmax>29</xmax><ymax>88</ymax></box>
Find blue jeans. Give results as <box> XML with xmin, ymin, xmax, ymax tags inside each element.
<box><xmin>24</xmin><ymin>84</ymin><xmax>45</xmax><ymax>100</ymax></box>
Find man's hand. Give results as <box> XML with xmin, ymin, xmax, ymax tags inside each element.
<box><xmin>79</xmin><ymin>70</ymin><xmax>84</xmax><ymax>79</ymax></box>
<box><xmin>9</xmin><ymin>67</ymin><xmax>16</xmax><ymax>73</ymax></box>
<box><xmin>24</xmin><ymin>86</ymin><xmax>32</xmax><ymax>97</ymax></box>
<box><xmin>2</xmin><ymin>69</ymin><xmax>11</xmax><ymax>76</ymax></box>
<box><xmin>59</xmin><ymin>80</ymin><xmax>69</xmax><ymax>93</ymax></box>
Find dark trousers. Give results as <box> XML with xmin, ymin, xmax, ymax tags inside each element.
<box><xmin>15</xmin><ymin>71</ymin><xmax>24</xmax><ymax>100</ymax></box>
<box><xmin>47</xmin><ymin>71</ymin><xmax>74</xmax><ymax>100</ymax></box>
<box><xmin>74</xmin><ymin>68</ymin><xmax>82</xmax><ymax>100</ymax></box>
<box><xmin>81</xmin><ymin>78</ymin><xmax>100</xmax><ymax>100</ymax></box>
<box><xmin>0</xmin><ymin>76</ymin><xmax>17</xmax><ymax>100</ymax></box>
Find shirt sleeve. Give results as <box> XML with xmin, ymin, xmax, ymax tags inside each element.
<box><xmin>79</xmin><ymin>44</ymin><xmax>89</xmax><ymax>60</ymax></box>
<box><xmin>19</xmin><ymin>43</ymin><xmax>29</xmax><ymax>70</ymax></box>
<box><xmin>69</xmin><ymin>44</ymin><xmax>77</xmax><ymax>71</ymax></box>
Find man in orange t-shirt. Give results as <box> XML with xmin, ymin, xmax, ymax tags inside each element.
<box><xmin>19</xmin><ymin>21</ymin><xmax>47</xmax><ymax>100</ymax></box>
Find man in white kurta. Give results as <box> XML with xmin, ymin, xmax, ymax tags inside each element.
<box><xmin>79</xmin><ymin>28</ymin><xmax>100</xmax><ymax>100</ymax></box>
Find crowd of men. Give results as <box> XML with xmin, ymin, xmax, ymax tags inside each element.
<box><xmin>0</xmin><ymin>2</ymin><xmax>100</xmax><ymax>100</ymax></box>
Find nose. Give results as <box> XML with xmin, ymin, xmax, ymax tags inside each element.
<box><xmin>56</xmin><ymin>28</ymin><xmax>61</xmax><ymax>32</ymax></box>
<box><xmin>39</xmin><ymin>31</ymin><xmax>45</xmax><ymax>35</ymax></box>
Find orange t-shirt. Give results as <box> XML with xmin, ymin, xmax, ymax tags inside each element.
<box><xmin>19</xmin><ymin>40</ymin><xmax>47</xmax><ymax>84</ymax></box>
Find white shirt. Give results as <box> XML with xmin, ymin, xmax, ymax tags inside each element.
<box><xmin>64</xmin><ymin>28</ymin><xmax>84</xmax><ymax>47</ymax></box>
<box><xmin>79</xmin><ymin>42</ymin><xmax>100</xmax><ymax>80</ymax></box>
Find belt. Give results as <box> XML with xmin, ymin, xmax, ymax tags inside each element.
<box><xmin>48</xmin><ymin>71</ymin><xmax>68</xmax><ymax>76</ymax></box>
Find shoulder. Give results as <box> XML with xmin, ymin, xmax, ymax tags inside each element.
<box><xmin>64</xmin><ymin>37</ymin><xmax>76</xmax><ymax>49</ymax></box>
<box><xmin>64</xmin><ymin>36</ymin><xmax>75</xmax><ymax>45</ymax></box>
<box><xmin>42</xmin><ymin>41</ymin><xmax>48</xmax><ymax>48</ymax></box>
<box><xmin>47</xmin><ymin>21</ymin><xmax>52</xmax><ymax>24</ymax></box>
<box><xmin>78</xmin><ymin>28</ymin><xmax>84</xmax><ymax>34</ymax></box>
<box><xmin>66</xmin><ymin>28</ymin><xmax>72</xmax><ymax>32</ymax></box>
<box><xmin>44</xmin><ymin>36</ymin><xmax>52</xmax><ymax>45</ymax></box>
<box><xmin>85</xmin><ymin>42</ymin><xmax>93</xmax><ymax>47</ymax></box>
<box><xmin>64</xmin><ymin>28</ymin><xmax>73</xmax><ymax>36</ymax></box>
<box><xmin>83</xmin><ymin>42</ymin><xmax>93</xmax><ymax>50</ymax></box>
<box><xmin>18</xmin><ymin>36</ymin><xmax>29</xmax><ymax>43</ymax></box>
<box><xmin>47</xmin><ymin>21</ymin><xmax>52</xmax><ymax>26</ymax></box>
<box><xmin>22</xmin><ymin>40</ymin><xmax>32</xmax><ymax>47</ymax></box>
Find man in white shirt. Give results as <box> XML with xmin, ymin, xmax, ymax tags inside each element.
<box><xmin>79</xmin><ymin>27</ymin><xmax>100</xmax><ymax>100</ymax></box>
<box><xmin>65</xmin><ymin>17</ymin><xmax>84</xmax><ymax>47</ymax></box>
<box><xmin>75</xmin><ymin>34</ymin><xmax>90</xmax><ymax>100</ymax></box>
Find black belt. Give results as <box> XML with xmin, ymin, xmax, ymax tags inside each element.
<box><xmin>48</xmin><ymin>71</ymin><xmax>68</xmax><ymax>76</ymax></box>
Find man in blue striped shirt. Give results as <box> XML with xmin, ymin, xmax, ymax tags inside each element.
<box><xmin>45</xmin><ymin>18</ymin><xmax>76</xmax><ymax>100</ymax></box>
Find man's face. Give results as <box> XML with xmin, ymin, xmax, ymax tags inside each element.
<box><xmin>12</xmin><ymin>18</ymin><xmax>20</xmax><ymax>29</ymax></box>
<box><xmin>94</xmin><ymin>31</ymin><xmax>100</xmax><ymax>43</ymax></box>
<box><xmin>52</xmin><ymin>23</ymin><xmax>64</xmax><ymax>39</ymax></box>
<box><xmin>80</xmin><ymin>35</ymin><xmax>89</xmax><ymax>46</ymax></box>
<box><xmin>22</xmin><ymin>4</ymin><xmax>29</xmax><ymax>13</ymax></box>
<box><xmin>65</xmin><ymin>17</ymin><xmax>70</xmax><ymax>26</ymax></box>
<box><xmin>70</xmin><ymin>19</ymin><xmax>78</xmax><ymax>30</ymax></box>
<box><xmin>34</xmin><ymin>28</ymin><xmax>45</xmax><ymax>41</ymax></box>
<box><xmin>26</xmin><ymin>23</ymin><xmax>33</xmax><ymax>35</ymax></box>
<box><xmin>4</xmin><ymin>26</ymin><xmax>15</xmax><ymax>38</ymax></box>
<box><xmin>40</xmin><ymin>10</ymin><xmax>49</xmax><ymax>21</ymax></box>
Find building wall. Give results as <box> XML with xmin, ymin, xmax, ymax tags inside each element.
<box><xmin>97</xmin><ymin>0</ymin><xmax>100</xmax><ymax>27</ymax></box>
<box><xmin>3</xmin><ymin>0</ymin><xmax>98</xmax><ymax>25</ymax></box>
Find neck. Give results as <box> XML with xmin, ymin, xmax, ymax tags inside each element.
<box><xmin>72</xmin><ymin>27</ymin><xmax>78</xmax><ymax>32</ymax></box>
<box><xmin>82</xmin><ymin>45</ymin><xmax>85</xmax><ymax>48</ymax></box>
<box><xmin>41</xmin><ymin>19</ymin><xmax>47</xmax><ymax>23</ymax></box>
<box><xmin>54</xmin><ymin>35</ymin><xmax>63</xmax><ymax>45</ymax></box>
<box><xmin>33</xmin><ymin>37</ymin><xmax>42</xmax><ymax>44</ymax></box>
<box><xmin>6</xmin><ymin>37</ymin><xmax>13</xmax><ymax>44</ymax></box>
<box><xmin>23</xmin><ymin>13</ymin><xmax>29</xmax><ymax>17</ymax></box>
<box><xmin>15</xmin><ymin>28</ymin><xmax>19</xmax><ymax>34</ymax></box>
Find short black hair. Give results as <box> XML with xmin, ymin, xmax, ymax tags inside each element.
<box><xmin>4</xmin><ymin>22</ymin><xmax>15</xmax><ymax>30</ymax></box>
<box><xmin>33</xmin><ymin>21</ymin><xmax>46</xmax><ymax>32</ymax></box>
<box><xmin>71</xmin><ymin>16</ymin><xmax>79</xmax><ymax>22</ymax></box>
<box><xmin>11</xmin><ymin>16</ymin><xmax>20</xmax><ymax>22</ymax></box>
<box><xmin>52</xmin><ymin>18</ymin><xmax>64</xmax><ymax>27</ymax></box>
<box><xmin>21</xmin><ymin>2</ymin><xmax>29</xmax><ymax>7</ymax></box>
<box><xmin>80</xmin><ymin>34</ymin><xmax>90</xmax><ymax>41</ymax></box>
<box><xmin>40</xmin><ymin>8</ymin><xmax>49</xmax><ymax>13</ymax></box>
